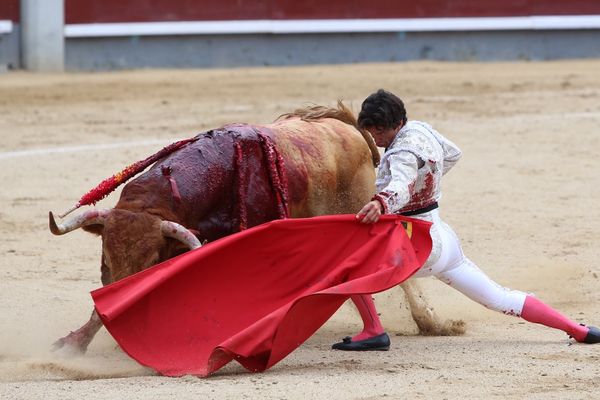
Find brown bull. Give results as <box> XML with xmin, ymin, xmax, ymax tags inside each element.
<box><xmin>50</xmin><ymin>103</ymin><xmax>458</xmax><ymax>355</ymax></box>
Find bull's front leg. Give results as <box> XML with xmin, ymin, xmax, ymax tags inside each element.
<box><xmin>399</xmin><ymin>280</ymin><xmax>466</xmax><ymax>336</ymax></box>
<box><xmin>53</xmin><ymin>260</ymin><xmax>111</xmax><ymax>356</ymax></box>
<box><xmin>52</xmin><ymin>308</ymin><xmax>103</xmax><ymax>356</ymax></box>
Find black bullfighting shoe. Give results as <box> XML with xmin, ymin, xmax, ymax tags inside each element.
<box><xmin>331</xmin><ymin>333</ymin><xmax>390</xmax><ymax>351</ymax></box>
<box><xmin>583</xmin><ymin>326</ymin><xmax>600</xmax><ymax>344</ymax></box>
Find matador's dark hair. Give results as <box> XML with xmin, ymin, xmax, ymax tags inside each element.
<box><xmin>357</xmin><ymin>89</ymin><xmax>407</xmax><ymax>129</ymax></box>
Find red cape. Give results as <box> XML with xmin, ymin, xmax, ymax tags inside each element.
<box><xmin>91</xmin><ymin>214</ymin><xmax>432</xmax><ymax>377</ymax></box>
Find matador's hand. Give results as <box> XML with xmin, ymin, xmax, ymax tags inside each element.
<box><xmin>356</xmin><ymin>200</ymin><xmax>383</xmax><ymax>224</ymax></box>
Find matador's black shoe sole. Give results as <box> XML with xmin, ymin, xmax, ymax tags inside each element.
<box><xmin>331</xmin><ymin>332</ymin><xmax>390</xmax><ymax>351</ymax></box>
<box><xmin>583</xmin><ymin>326</ymin><xmax>600</xmax><ymax>344</ymax></box>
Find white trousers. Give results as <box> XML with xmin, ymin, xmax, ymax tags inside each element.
<box><xmin>411</xmin><ymin>209</ymin><xmax>527</xmax><ymax>316</ymax></box>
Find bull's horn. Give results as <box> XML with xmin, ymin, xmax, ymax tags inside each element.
<box><xmin>161</xmin><ymin>221</ymin><xmax>202</xmax><ymax>250</ymax></box>
<box><xmin>49</xmin><ymin>209</ymin><xmax>110</xmax><ymax>235</ymax></box>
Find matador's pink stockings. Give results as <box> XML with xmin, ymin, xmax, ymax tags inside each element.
<box><xmin>520</xmin><ymin>295</ymin><xmax>589</xmax><ymax>342</ymax></box>
<box><xmin>351</xmin><ymin>295</ymin><xmax>385</xmax><ymax>341</ymax></box>
<box><xmin>353</xmin><ymin>294</ymin><xmax>591</xmax><ymax>342</ymax></box>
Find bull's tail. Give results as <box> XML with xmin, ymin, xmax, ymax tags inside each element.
<box><xmin>278</xmin><ymin>101</ymin><xmax>380</xmax><ymax>167</ymax></box>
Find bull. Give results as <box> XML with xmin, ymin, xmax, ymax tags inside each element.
<box><xmin>50</xmin><ymin>103</ymin><xmax>459</xmax><ymax>355</ymax></box>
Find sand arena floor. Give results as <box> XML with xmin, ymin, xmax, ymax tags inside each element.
<box><xmin>0</xmin><ymin>61</ymin><xmax>599</xmax><ymax>399</ymax></box>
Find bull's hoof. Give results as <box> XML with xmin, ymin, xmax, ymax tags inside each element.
<box><xmin>51</xmin><ymin>336</ymin><xmax>88</xmax><ymax>357</ymax></box>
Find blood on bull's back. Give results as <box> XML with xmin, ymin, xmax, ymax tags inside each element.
<box><xmin>118</xmin><ymin>116</ymin><xmax>376</xmax><ymax>243</ymax></box>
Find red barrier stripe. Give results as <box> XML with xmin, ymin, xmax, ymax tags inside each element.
<box><xmin>63</xmin><ymin>0</ymin><xmax>600</xmax><ymax>24</ymax></box>
<box><xmin>0</xmin><ymin>0</ymin><xmax>18</xmax><ymax>22</ymax></box>
<box><xmin>3</xmin><ymin>1</ymin><xmax>599</xmax><ymax>25</ymax></box>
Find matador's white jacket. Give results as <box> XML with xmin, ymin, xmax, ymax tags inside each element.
<box><xmin>372</xmin><ymin>120</ymin><xmax>462</xmax><ymax>214</ymax></box>
<box><xmin>372</xmin><ymin>122</ymin><xmax>529</xmax><ymax>317</ymax></box>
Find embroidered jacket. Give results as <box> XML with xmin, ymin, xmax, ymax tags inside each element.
<box><xmin>372</xmin><ymin>121</ymin><xmax>462</xmax><ymax>214</ymax></box>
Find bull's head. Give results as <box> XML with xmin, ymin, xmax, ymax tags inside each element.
<box><xmin>49</xmin><ymin>209</ymin><xmax>201</xmax><ymax>283</ymax></box>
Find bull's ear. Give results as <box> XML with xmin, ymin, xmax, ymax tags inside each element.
<box><xmin>82</xmin><ymin>224</ymin><xmax>104</xmax><ymax>236</ymax></box>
